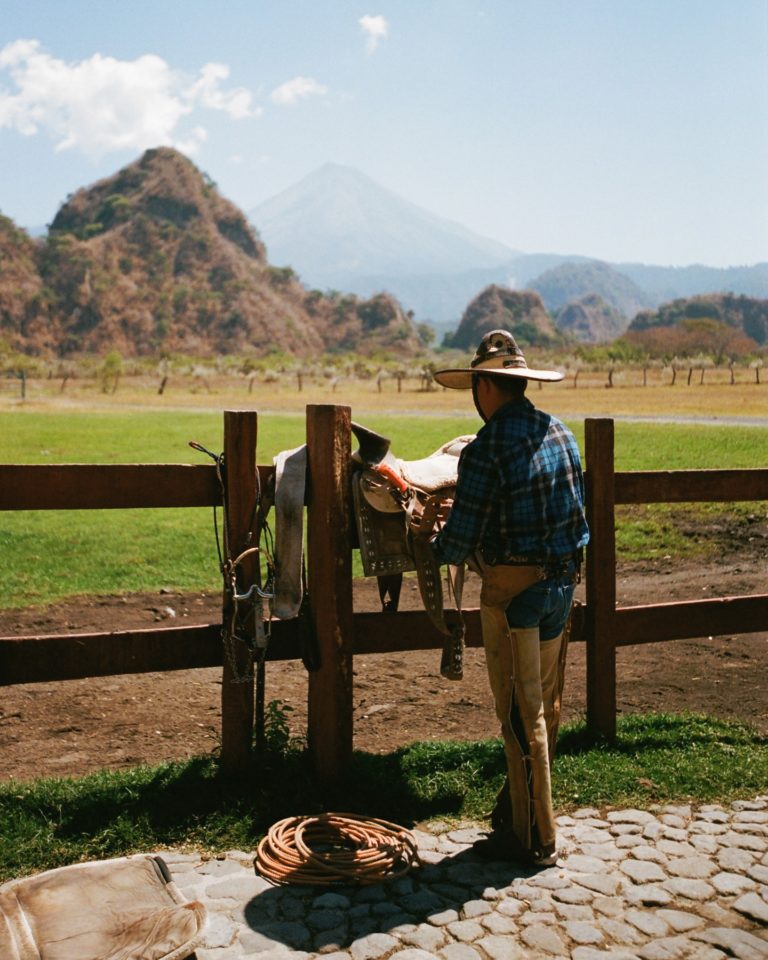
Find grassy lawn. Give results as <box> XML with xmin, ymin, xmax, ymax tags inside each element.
<box><xmin>0</xmin><ymin>712</ymin><xmax>764</xmax><ymax>882</ymax></box>
<box><xmin>2</xmin><ymin>410</ymin><xmax>767</xmax><ymax>608</ymax></box>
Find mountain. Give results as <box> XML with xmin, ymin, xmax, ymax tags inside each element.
<box><xmin>354</xmin><ymin>256</ymin><xmax>768</xmax><ymax>337</ymax></box>
<box><xmin>346</xmin><ymin>253</ymin><xmax>593</xmax><ymax>332</ymax></box>
<box><xmin>249</xmin><ymin>163</ymin><xmax>517</xmax><ymax>288</ymax></box>
<box><xmin>4</xmin><ymin>149</ymin><xmax>424</xmax><ymax>357</ymax></box>
<box><xmin>450</xmin><ymin>285</ymin><xmax>561</xmax><ymax>350</ymax></box>
<box><xmin>617</xmin><ymin>262</ymin><xmax>768</xmax><ymax>304</ymax></box>
<box><xmin>528</xmin><ymin>260</ymin><xmax>654</xmax><ymax>322</ymax></box>
<box><xmin>248</xmin><ymin>165</ymin><xmax>768</xmax><ymax>335</ymax></box>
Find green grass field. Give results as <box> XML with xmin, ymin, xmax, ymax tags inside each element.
<box><xmin>2</xmin><ymin>409</ymin><xmax>767</xmax><ymax>608</ymax></box>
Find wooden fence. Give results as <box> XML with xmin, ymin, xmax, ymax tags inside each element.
<box><xmin>1</xmin><ymin>407</ymin><xmax>766</xmax><ymax>782</ymax></box>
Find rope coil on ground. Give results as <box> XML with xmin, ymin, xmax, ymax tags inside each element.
<box><xmin>255</xmin><ymin>813</ymin><xmax>420</xmax><ymax>886</ymax></box>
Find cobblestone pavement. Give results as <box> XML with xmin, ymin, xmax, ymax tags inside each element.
<box><xmin>168</xmin><ymin>796</ymin><xmax>768</xmax><ymax>960</ymax></box>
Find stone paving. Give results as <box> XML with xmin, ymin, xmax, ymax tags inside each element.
<box><xmin>168</xmin><ymin>796</ymin><xmax>768</xmax><ymax>960</ymax></box>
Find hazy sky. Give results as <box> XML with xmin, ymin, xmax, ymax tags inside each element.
<box><xmin>1</xmin><ymin>0</ymin><xmax>767</xmax><ymax>267</ymax></box>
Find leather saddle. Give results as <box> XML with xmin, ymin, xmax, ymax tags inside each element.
<box><xmin>350</xmin><ymin>422</ymin><xmax>475</xmax><ymax>680</ymax></box>
<box><xmin>269</xmin><ymin>424</ymin><xmax>475</xmax><ymax>680</ymax></box>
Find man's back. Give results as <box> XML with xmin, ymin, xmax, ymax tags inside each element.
<box><xmin>433</xmin><ymin>397</ymin><xmax>588</xmax><ymax>566</ymax></box>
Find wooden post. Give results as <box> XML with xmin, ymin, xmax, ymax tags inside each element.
<box><xmin>584</xmin><ymin>418</ymin><xmax>617</xmax><ymax>740</ymax></box>
<box><xmin>306</xmin><ymin>404</ymin><xmax>354</xmax><ymax>786</ymax></box>
<box><xmin>220</xmin><ymin>410</ymin><xmax>258</xmax><ymax>774</ymax></box>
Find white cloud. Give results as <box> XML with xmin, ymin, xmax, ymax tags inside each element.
<box><xmin>186</xmin><ymin>62</ymin><xmax>259</xmax><ymax>120</ymax></box>
<box><xmin>270</xmin><ymin>76</ymin><xmax>328</xmax><ymax>106</ymax></box>
<box><xmin>0</xmin><ymin>39</ymin><xmax>258</xmax><ymax>158</ymax></box>
<box><xmin>359</xmin><ymin>14</ymin><xmax>388</xmax><ymax>54</ymax></box>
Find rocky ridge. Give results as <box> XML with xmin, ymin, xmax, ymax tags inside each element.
<box><xmin>0</xmin><ymin>214</ymin><xmax>50</xmax><ymax>352</ymax></box>
<box><xmin>1</xmin><ymin>149</ymin><xmax>423</xmax><ymax>358</ymax></box>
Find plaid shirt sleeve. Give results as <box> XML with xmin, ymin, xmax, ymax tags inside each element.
<box><xmin>431</xmin><ymin>433</ymin><xmax>500</xmax><ymax>565</ymax></box>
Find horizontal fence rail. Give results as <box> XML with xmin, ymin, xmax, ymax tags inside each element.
<box><xmin>0</xmin><ymin>463</ymin><xmax>275</xmax><ymax>510</ymax></box>
<box><xmin>5</xmin><ymin>590</ymin><xmax>767</xmax><ymax>685</ymax></box>
<box><xmin>1</xmin><ymin>600</ymin><xmax>596</xmax><ymax>686</ymax></box>
<box><xmin>614</xmin><ymin>595</ymin><xmax>768</xmax><ymax>646</ymax></box>
<box><xmin>0</xmin><ymin>624</ymin><xmax>223</xmax><ymax>684</ymax></box>
<box><xmin>4</xmin><ymin>464</ymin><xmax>765</xmax><ymax>511</ymax></box>
<box><xmin>0</xmin><ymin>612</ymin><xmax>480</xmax><ymax>686</ymax></box>
<box><xmin>615</xmin><ymin>468</ymin><xmax>768</xmax><ymax>504</ymax></box>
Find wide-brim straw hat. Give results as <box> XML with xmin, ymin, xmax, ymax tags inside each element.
<box><xmin>434</xmin><ymin>329</ymin><xmax>564</xmax><ymax>389</ymax></box>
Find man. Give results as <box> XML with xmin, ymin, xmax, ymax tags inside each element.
<box><xmin>430</xmin><ymin>329</ymin><xmax>589</xmax><ymax>865</ymax></box>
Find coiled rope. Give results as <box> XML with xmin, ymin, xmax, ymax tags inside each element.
<box><xmin>255</xmin><ymin>813</ymin><xmax>420</xmax><ymax>886</ymax></box>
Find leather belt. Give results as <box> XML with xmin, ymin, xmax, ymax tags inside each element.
<box><xmin>483</xmin><ymin>551</ymin><xmax>581</xmax><ymax>584</ymax></box>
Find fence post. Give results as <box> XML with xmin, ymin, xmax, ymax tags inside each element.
<box><xmin>220</xmin><ymin>410</ymin><xmax>258</xmax><ymax>774</ymax></box>
<box><xmin>306</xmin><ymin>404</ymin><xmax>354</xmax><ymax>786</ymax></box>
<box><xmin>584</xmin><ymin>418</ymin><xmax>617</xmax><ymax>740</ymax></box>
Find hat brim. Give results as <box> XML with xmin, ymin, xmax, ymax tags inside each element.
<box><xmin>434</xmin><ymin>366</ymin><xmax>565</xmax><ymax>389</ymax></box>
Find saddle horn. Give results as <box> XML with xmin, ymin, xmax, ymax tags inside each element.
<box><xmin>350</xmin><ymin>421</ymin><xmax>392</xmax><ymax>467</ymax></box>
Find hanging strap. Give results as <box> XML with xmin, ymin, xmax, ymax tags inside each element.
<box><xmin>272</xmin><ymin>444</ymin><xmax>308</xmax><ymax>620</ymax></box>
<box><xmin>189</xmin><ymin>440</ymin><xmax>275</xmax><ymax>683</ymax></box>
<box><xmin>408</xmin><ymin>493</ymin><xmax>466</xmax><ymax>681</ymax></box>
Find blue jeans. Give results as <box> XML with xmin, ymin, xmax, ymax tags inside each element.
<box><xmin>505</xmin><ymin>567</ymin><xmax>576</xmax><ymax>641</ymax></box>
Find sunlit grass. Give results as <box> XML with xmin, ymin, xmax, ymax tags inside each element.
<box><xmin>1</xmin><ymin>410</ymin><xmax>766</xmax><ymax>608</ymax></box>
<box><xmin>2</xmin><ymin>367</ymin><xmax>767</xmax><ymax>419</ymax></box>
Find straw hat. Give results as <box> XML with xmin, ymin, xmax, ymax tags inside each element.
<box><xmin>434</xmin><ymin>329</ymin><xmax>564</xmax><ymax>389</ymax></box>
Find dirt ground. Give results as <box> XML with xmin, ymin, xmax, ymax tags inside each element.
<box><xmin>1</xmin><ymin>533</ymin><xmax>766</xmax><ymax>783</ymax></box>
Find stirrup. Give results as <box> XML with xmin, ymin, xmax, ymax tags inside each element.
<box><xmin>440</xmin><ymin>622</ymin><xmax>465</xmax><ymax>681</ymax></box>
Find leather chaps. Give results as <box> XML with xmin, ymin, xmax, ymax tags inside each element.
<box><xmin>479</xmin><ymin>564</ymin><xmax>569</xmax><ymax>858</ymax></box>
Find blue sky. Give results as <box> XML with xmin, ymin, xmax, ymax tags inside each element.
<box><xmin>1</xmin><ymin>0</ymin><xmax>766</xmax><ymax>267</ymax></box>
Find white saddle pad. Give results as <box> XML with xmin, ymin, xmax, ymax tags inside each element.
<box><xmin>399</xmin><ymin>434</ymin><xmax>474</xmax><ymax>491</ymax></box>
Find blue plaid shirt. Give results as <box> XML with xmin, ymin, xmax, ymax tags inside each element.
<box><xmin>432</xmin><ymin>398</ymin><xmax>589</xmax><ymax>566</ymax></box>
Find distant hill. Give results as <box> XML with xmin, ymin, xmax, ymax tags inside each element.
<box><xmin>528</xmin><ymin>260</ymin><xmax>653</xmax><ymax>322</ymax></box>
<box><xmin>347</xmin><ymin>253</ymin><xmax>592</xmax><ymax>334</ymax></box>
<box><xmin>628</xmin><ymin>293</ymin><xmax>768</xmax><ymax>346</ymax></box>
<box><xmin>617</xmin><ymin>262</ymin><xmax>768</xmax><ymax>304</ymax></box>
<box><xmin>249</xmin><ymin>163</ymin><xmax>517</xmax><ymax>288</ymax></box>
<box><xmin>450</xmin><ymin>285</ymin><xmax>561</xmax><ymax>350</ymax></box>
<box><xmin>356</xmin><ymin>257</ymin><xmax>768</xmax><ymax>337</ymax></box>
<box><xmin>2</xmin><ymin>150</ymin><xmax>423</xmax><ymax>357</ymax></box>
<box><xmin>555</xmin><ymin>294</ymin><xmax>627</xmax><ymax>344</ymax></box>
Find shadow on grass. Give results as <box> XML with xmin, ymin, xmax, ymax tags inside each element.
<box><xmin>23</xmin><ymin>741</ymin><xmax>471</xmax><ymax>853</ymax></box>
